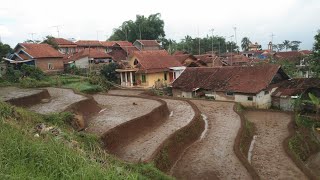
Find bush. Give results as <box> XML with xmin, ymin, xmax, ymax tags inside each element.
<box><xmin>100</xmin><ymin>63</ymin><xmax>119</xmax><ymax>83</ymax></box>
<box><xmin>19</xmin><ymin>77</ymin><xmax>52</xmax><ymax>88</ymax></box>
<box><xmin>4</xmin><ymin>67</ymin><xmax>21</xmax><ymax>83</ymax></box>
<box><xmin>43</xmin><ymin>112</ymin><xmax>74</xmax><ymax>126</ymax></box>
<box><xmin>21</xmin><ymin>64</ymin><xmax>45</xmax><ymax>80</ymax></box>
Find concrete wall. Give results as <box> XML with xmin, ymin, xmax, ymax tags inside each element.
<box><xmin>75</xmin><ymin>57</ymin><xmax>89</xmax><ymax>69</ymax></box>
<box><xmin>280</xmin><ymin>98</ymin><xmax>294</xmax><ymax>111</ymax></box>
<box><xmin>35</xmin><ymin>57</ymin><xmax>64</xmax><ymax>73</ymax></box>
<box><xmin>172</xmin><ymin>89</ymin><xmax>192</xmax><ymax>98</ymax></box>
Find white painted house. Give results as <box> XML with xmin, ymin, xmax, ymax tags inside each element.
<box><xmin>172</xmin><ymin>65</ymin><xmax>290</xmax><ymax>109</ymax></box>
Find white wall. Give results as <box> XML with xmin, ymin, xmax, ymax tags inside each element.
<box><xmin>75</xmin><ymin>57</ymin><xmax>89</xmax><ymax>68</ymax></box>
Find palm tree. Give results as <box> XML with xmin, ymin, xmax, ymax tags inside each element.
<box><xmin>283</xmin><ymin>40</ymin><xmax>291</xmax><ymax>52</ymax></box>
<box><xmin>241</xmin><ymin>37</ymin><xmax>251</xmax><ymax>51</ymax></box>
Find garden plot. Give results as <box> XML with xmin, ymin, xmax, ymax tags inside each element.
<box><xmin>244</xmin><ymin>111</ymin><xmax>307</xmax><ymax>179</ymax></box>
<box><xmin>28</xmin><ymin>88</ymin><xmax>86</xmax><ymax>114</ymax></box>
<box><xmin>172</xmin><ymin>101</ymin><xmax>251</xmax><ymax>180</ymax></box>
<box><xmin>86</xmin><ymin>94</ymin><xmax>161</xmax><ymax>136</ymax></box>
<box><xmin>0</xmin><ymin>87</ymin><xmax>43</xmax><ymax>102</ymax></box>
<box><xmin>112</xmin><ymin>99</ymin><xmax>194</xmax><ymax>162</ymax></box>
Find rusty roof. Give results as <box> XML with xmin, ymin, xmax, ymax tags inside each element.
<box><xmin>75</xmin><ymin>40</ymin><xmax>102</xmax><ymax>47</ymax></box>
<box><xmin>19</xmin><ymin>43</ymin><xmax>63</xmax><ymax>58</ymax></box>
<box><xmin>132</xmin><ymin>50</ymin><xmax>182</xmax><ymax>73</ymax></box>
<box><xmin>135</xmin><ymin>40</ymin><xmax>160</xmax><ymax>47</ymax></box>
<box><xmin>172</xmin><ymin>65</ymin><xmax>288</xmax><ymax>94</ymax></box>
<box><xmin>271</xmin><ymin>78</ymin><xmax>320</xmax><ymax>97</ymax></box>
<box><xmin>69</xmin><ymin>48</ymin><xmax>112</xmax><ymax>61</ymax></box>
<box><xmin>53</xmin><ymin>38</ymin><xmax>76</xmax><ymax>46</ymax></box>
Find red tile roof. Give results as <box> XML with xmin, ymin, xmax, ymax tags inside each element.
<box><xmin>100</xmin><ymin>41</ymin><xmax>133</xmax><ymax>47</ymax></box>
<box><xmin>53</xmin><ymin>38</ymin><xmax>76</xmax><ymax>46</ymax></box>
<box><xmin>75</xmin><ymin>40</ymin><xmax>102</xmax><ymax>47</ymax></box>
<box><xmin>172</xmin><ymin>65</ymin><xmax>289</xmax><ymax>94</ymax></box>
<box><xmin>132</xmin><ymin>50</ymin><xmax>182</xmax><ymax>73</ymax></box>
<box><xmin>275</xmin><ymin>51</ymin><xmax>303</xmax><ymax>59</ymax></box>
<box><xmin>69</xmin><ymin>48</ymin><xmax>112</xmax><ymax>61</ymax></box>
<box><xmin>19</xmin><ymin>43</ymin><xmax>63</xmax><ymax>58</ymax></box>
<box><xmin>135</xmin><ymin>40</ymin><xmax>160</xmax><ymax>47</ymax></box>
<box><xmin>271</xmin><ymin>78</ymin><xmax>320</xmax><ymax>97</ymax></box>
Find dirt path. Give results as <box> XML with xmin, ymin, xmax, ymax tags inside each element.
<box><xmin>28</xmin><ymin>88</ymin><xmax>86</xmax><ymax>114</ymax></box>
<box><xmin>0</xmin><ymin>87</ymin><xmax>43</xmax><ymax>102</ymax></box>
<box><xmin>172</xmin><ymin>100</ymin><xmax>251</xmax><ymax>180</ymax></box>
<box><xmin>112</xmin><ymin>99</ymin><xmax>194</xmax><ymax>162</ymax></box>
<box><xmin>244</xmin><ymin>111</ymin><xmax>308</xmax><ymax>180</ymax></box>
<box><xmin>108</xmin><ymin>89</ymin><xmax>144</xmax><ymax>96</ymax></box>
<box><xmin>86</xmin><ymin>95</ymin><xmax>161</xmax><ymax>136</ymax></box>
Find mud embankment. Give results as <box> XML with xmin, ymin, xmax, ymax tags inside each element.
<box><xmin>6</xmin><ymin>89</ymin><xmax>51</xmax><ymax>107</ymax></box>
<box><xmin>284</xmin><ymin>119</ymin><xmax>318</xmax><ymax>180</ymax></box>
<box><xmin>153</xmin><ymin>98</ymin><xmax>204</xmax><ymax>172</ymax></box>
<box><xmin>101</xmin><ymin>95</ymin><xmax>170</xmax><ymax>153</ymax></box>
<box><xmin>233</xmin><ymin>105</ymin><xmax>260</xmax><ymax>180</ymax></box>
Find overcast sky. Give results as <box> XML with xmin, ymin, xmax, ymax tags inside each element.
<box><xmin>0</xmin><ymin>0</ymin><xmax>319</xmax><ymax>50</ymax></box>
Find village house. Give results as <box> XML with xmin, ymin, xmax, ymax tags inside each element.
<box><xmin>133</xmin><ymin>40</ymin><xmax>161</xmax><ymax>50</ymax></box>
<box><xmin>194</xmin><ymin>54</ymin><xmax>221</xmax><ymax>67</ymax></box>
<box><xmin>174</xmin><ymin>54</ymin><xmax>207</xmax><ymax>67</ymax></box>
<box><xmin>75</xmin><ymin>40</ymin><xmax>104</xmax><ymax>52</ymax></box>
<box><xmin>116</xmin><ymin>50</ymin><xmax>185</xmax><ymax>88</ymax></box>
<box><xmin>52</xmin><ymin>38</ymin><xmax>77</xmax><ymax>55</ymax></box>
<box><xmin>172</xmin><ymin>65</ymin><xmax>290</xmax><ymax>109</ymax></box>
<box><xmin>271</xmin><ymin>78</ymin><xmax>320</xmax><ymax>111</ymax></box>
<box><xmin>66</xmin><ymin>48</ymin><xmax>113</xmax><ymax>69</ymax></box>
<box><xmin>3</xmin><ymin>43</ymin><xmax>64</xmax><ymax>73</ymax></box>
<box><xmin>105</xmin><ymin>41</ymin><xmax>139</xmax><ymax>62</ymax></box>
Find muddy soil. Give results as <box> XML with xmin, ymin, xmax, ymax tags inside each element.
<box><xmin>86</xmin><ymin>95</ymin><xmax>161</xmax><ymax>136</ymax></box>
<box><xmin>28</xmin><ymin>88</ymin><xmax>86</xmax><ymax>114</ymax></box>
<box><xmin>108</xmin><ymin>89</ymin><xmax>144</xmax><ymax>96</ymax></box>
<box><xmin>244</xmin><ymin>111</ymin><xmax>308</xmax><ymax>180</ymax></box>
<box><xmin>112</xmin><ymin>99</ymin><xmax>194</xmax><ymax>162</ymax></box>
<box><xmin>172</xmin><ymin>101</ymin><xmax>251</xmax><ymax>180</ymax></box>
<box><xmin>0</xmin><ymin>87</ymin><xmax>43</xmax><ymax>101</ymax></box>
<box><xmin>306</xmin><ymin>152</ymin><xmax>320</xmax><ymax>177</ymax></box>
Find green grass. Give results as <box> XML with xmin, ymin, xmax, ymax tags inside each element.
<box><xmin>63</xmin><ymin>81</ymin><xmax>103</xmax><ymax>94</ymax></box>
<box><xmin>0</xmin><ymin>101</ymin><xmax>173</xmax><ymax>180</ymax></box>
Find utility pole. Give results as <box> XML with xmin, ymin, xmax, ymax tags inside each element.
<box><xmin>271</xmin><ymin>33</ymin><xmax>275</xmax><ymax>51</ymax></box>
<box><xmin>233</xmin><ymin>27</ymin><xmax>237</xmax><ymax>50</ymax></box>
<box><xmin>29</xmin><ymin>33</ymin><xmax>36</xmax><ymax>42</ymax></box>
<box><xmin>229</xmin><ymin>35</ymin><xmax>234</xmax><ymax>66</ymax></box>
<box><xmin>51</xmin><ymin>25</ymin><xmax>62</xmax><ymax>37</ymax></box>
<box><xmin>210</xmin><ymin>28</ymin><xmax>214</xmax><ymax>65</ymax></box>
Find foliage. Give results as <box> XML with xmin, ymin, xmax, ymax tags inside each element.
<box><xmin>0</xmin><ymin>101</ymin><xmax>172</xmax><ymax>180</ymax></box>
<box><xmin>109</xmin><ymin>13</ymin><xmax>165</xmax><ymax>43</ymax></box>
<box><xmin>42</xmin><ymin>35</ymin><xmax>59</xmax><ymax>50</ymax></box>
<box><xmin>304</xmin><ymin>93</ymin><xmax>320</xmax><ymax>119</ymax></box>
<box><xmin>241</xmin><ymin>37</ymin><xmax>251</xmax><ymax>51</ymax></box>
<box><xmin>21</xmin><ymin>64</ymin><xmax>45</xmax><ymax>80</ymax></box>
<box><xmin>170</xmin><ymin>35</ymin><xmax>235</xmax><ymax>55</ymax></box>
<box><xmin>310</xmin><ymin>30</ymin><xmax>320</xmax><ymax>77</ymax></box>
<box><xmin>4</xmin><ymin>67</ymin><xmax>22</xmax><ymax>83</ymax></box>
<box><xmin>23</xmin><ymin>39</ymin><xmax>41</xmax><ymax>44</ymax></box>
<box><xmin>43</xmin><ymin>112</ymin><xmax>74</xmax><ymax>127</ymax></box>
<box><xmin>63</xmin><ymin>81</ymin><xmax>103</xmax><ymax>94</ymax></box>
<box><xmin>0</xmin><ymin>42</ymin><xmax>12</xmax><ymax>58</ymax></box>
<box><xmin>277</xmin><ymin>60</ymin><xmax>296</xmax><ymax>77</ymax></box>
<box><xmin>100</xmin><ymin>63</ymin><xmax>119</xmax><ymax>83</ymax></box>
<box><xmin>64</xmin><ymin>66</ymin><xmax>82</xmax><ymax>75</ymax></box>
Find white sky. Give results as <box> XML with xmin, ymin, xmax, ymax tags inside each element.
<box><xmin>0</xmin><ymin>0</ymin><xmax>319</xmax><ymax>50</ymax></box>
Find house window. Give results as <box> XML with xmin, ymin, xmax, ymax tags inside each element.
<box><xmin>134</xmin><ymin>59</ymin><xmax>139</xmax><ymax>66</ymax></box>
<box><xmin>141</xmin><ymin>74</ymin><xmax>146</xmax><ymax>83</ymax></box>
<box><xmin>248</xmin><ymin>96</ymin><xmax>253</xmax><ymax>101</ymax></box>
<box><xmin>264</xmin><ymin>90</ymin><xmax>269</xmax><ymax>95</ymax></box>
<box><xmin>164</xmin><ymin>72</ymin><xmax>167</xmax><ymax>81</ymax></box>
<box><xmin>48</xmin><ymin>63</ymin><xmax>54</xmax><ymax>70</ymax></box>
<box><xmin>226</xmin><ymin>91</ymin><xmax>234</xmax><ymax>96</ymax></box>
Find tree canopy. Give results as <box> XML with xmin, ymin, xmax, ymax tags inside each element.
<box><xmin>108</xmin><ymin>13</ymin><xmax>165</xmax><ymax>43</ymax></box>
<box><xmin>42</xmin><ymin>35</ymin><xmax>59</xmax><ymax>50</ymax></box>
<box><xmin>241</xmin><ymin>37</ymin><xmax>251</xmax><ymax>51</ymax></box>
<box><xmin>310</xmin><ymin>30</ymin><xmax>320</xmax><ymax>77</ymax></box>
<box><xmin>0</xmin><ymin>42</ymin><xmax>12</xmax><ymax>58</ymax></box>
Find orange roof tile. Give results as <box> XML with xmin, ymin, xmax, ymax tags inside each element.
<box><xmin>19</xmin><ymin>43</ymin><xmax>63</xmax><ymax>58</ymax></box>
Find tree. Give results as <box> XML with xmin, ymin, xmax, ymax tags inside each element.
<box><xmin>241</xmin><ymin>37</ymin><xmax>251</xmax><ymax>51</ymax></box>
<box><xmin>283</xmin><ymin>40</ymin><xmax>291</xmax><ymax>51</ymax></box>
<box><xmin>0</xmin><ymin>42</ymin><xmax>12</xmax><ymax>58</ymax></box>
<box><xmin>24</xmin><ymin>39</ymin><xmax>41</xmax><ymax>44</ymax></box>
<box><xmin>304</xmin><ymin>93</ymin><xmax>320</xmax><ymax>120</ymax></box>
<box><xmin>310</xmin><ymin>30</ymin><xmax>320</xmax><ymax>77</ymax></box>
<box><xmin>278</xmin><ymin>44</ymin><xmax>285</xmax><ymax>52</ymax></box>
<box><xmin>42</xmin><ymin>35</ymin><xmax>59</xmax><ymax>50</ymax></box>
<box><xmin>100</xmin><ymin>63</ymin><xmax>119</xmax><ymax>83</ymax></box>
<box><xmin>290</xmin><ymin>41</ymin><xmax>301</xmax><ymax>51</ymax></box>
<box><xmin>109</xmin><ymin>13</ymin><xmax>165</xmax><ymax>43</ymax></box>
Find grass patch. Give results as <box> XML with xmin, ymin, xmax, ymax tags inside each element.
<box><xmin>289</xmin><ymin>114</ymin><xmax>320</xmax><ymax>162</ymax></box>
<box><xmin>0</xmin><ymin>101</ymin><xmax>173</xmax><ymax>180</ymax></box>
<box><xmin>63</xmin><ymin>81</ymin><xmax>103</xmax><ymax>94</ymax></box>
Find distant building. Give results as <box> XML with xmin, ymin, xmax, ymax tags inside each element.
<box><xmin>172</xmin><ymin>65</ymin><xmax>289</xmax><ymax>109</ymax></box>
<box><xmin>75</xmin><ymin>40</ymin><xmax>104</xmax><ymax>52</ymax></box>
<box><xmin>133</xmin><ymin>40</ymin><xmax>161</xmax><ymax>51</ymax></box>
<box><xmin>248</xmin><ymin>42</ymin><xmax>262</xmax><ymax>51</ymax></box>
<box><xmin>3</xmin><ymin>43</ymin><xmax>64</xmax><ymax>73</ymax></box>
<box><xmin>52</xmin><ymin>38</ymin><xmax>77</xmax><ymax>55</ymax></box>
